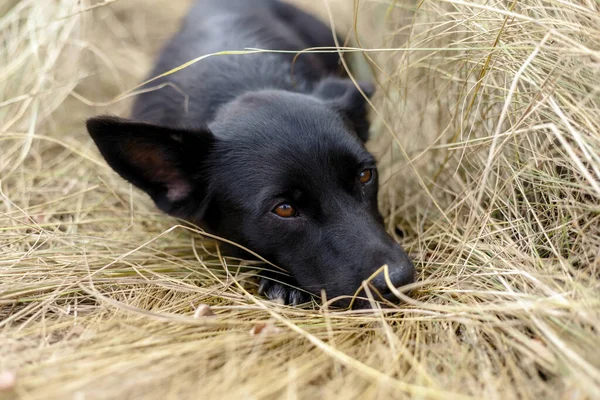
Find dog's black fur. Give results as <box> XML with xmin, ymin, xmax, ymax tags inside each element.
<box><xmin>86</xmin><ymin>0</ymin><xmax>415</xmax><ymax>308</ymax></box>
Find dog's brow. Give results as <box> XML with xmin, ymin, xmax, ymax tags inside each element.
<box><xmin>358</xmin><ymin>152</ymin><xmax>377</xmax><ymax>166</ymax></box>
<box><xmin>360</xmin><ymin>157</ymin><xmax>376</xmax><ymax>168</ymax></box>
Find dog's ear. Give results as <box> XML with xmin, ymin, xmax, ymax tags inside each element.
<box><xmin>86</xmin><ymin>116</ymin><xmax>215</xmax><ymax>218</ymax></box>
<box><xmin>313</xmin><ymin>77</ymin><xmax>374</xmax><ymax>142</ymax></box>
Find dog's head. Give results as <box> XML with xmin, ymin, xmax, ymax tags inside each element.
<box><xmin>87</xmin><ymin>78</ymin><xmax>414</xmax><ymax>307</ymax></box>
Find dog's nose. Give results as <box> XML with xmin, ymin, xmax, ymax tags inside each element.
<box><xmin>371</xmin><ymin>260</ymin><xmax>415</xmax><ymax>299</ymax></box>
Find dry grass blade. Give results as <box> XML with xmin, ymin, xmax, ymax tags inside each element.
<box><xmin>1</xmin><ymin>0</ymin><xmax>599</xmax><ymax>399</ymax></box>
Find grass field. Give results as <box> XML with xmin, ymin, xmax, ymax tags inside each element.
<box><xmin>1</xmin><ymin>0</ymin><xmax>599</xmax><ymax>399</ymax></box>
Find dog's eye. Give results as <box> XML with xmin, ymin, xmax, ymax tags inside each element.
<box><xmin>359</xmin><ymin>168</ymin><xmax>373</xmax><ymax>184</ymax></box>
<box><xmin>273</xmin><ymin>203</ymin><xmax>297</xmax><ymax>218</ymax></box>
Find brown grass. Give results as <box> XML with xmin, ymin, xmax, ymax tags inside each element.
<box><xmin>1</xmin><ymin>0</ymin><xmax>599</xmax><ymax>399</ymax></box>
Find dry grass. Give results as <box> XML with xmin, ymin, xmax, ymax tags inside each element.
<box><xmin>1</xmin><ymin>0</ymin><xmax>599</xmax><ymax>399</ymax></box>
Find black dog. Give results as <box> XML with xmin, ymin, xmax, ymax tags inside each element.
<box><xmin>86</xmin><ymin>0</ymin><xmax>414</xmax><ymax>307</ymax></box>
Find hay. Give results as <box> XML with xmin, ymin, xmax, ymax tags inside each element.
<box><xmin>1</xmin><ymin>0</ymin><xmax>599</xmax><ymax>398</ymax></box>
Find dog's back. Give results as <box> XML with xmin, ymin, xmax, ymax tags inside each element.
<box><xmin>132</xmin><ymin>0</ymin><xmax>339</xmax><ymax>127</ymax></box>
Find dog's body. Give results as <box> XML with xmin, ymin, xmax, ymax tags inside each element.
<box><xmin>87</xmin><ymin>0</ymin><xmax>415</xmax><ymax>307</ymax></box>
<box><xmin>132</xmin><ymin>0</ymin><xmax>343</xmax><ymax>129</ymax></box>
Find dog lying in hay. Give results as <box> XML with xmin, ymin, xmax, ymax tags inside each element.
<box><xmin>86</xmin><ymin>0</ymin><xmax>414</xmax><ymax>308</ymax></box>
